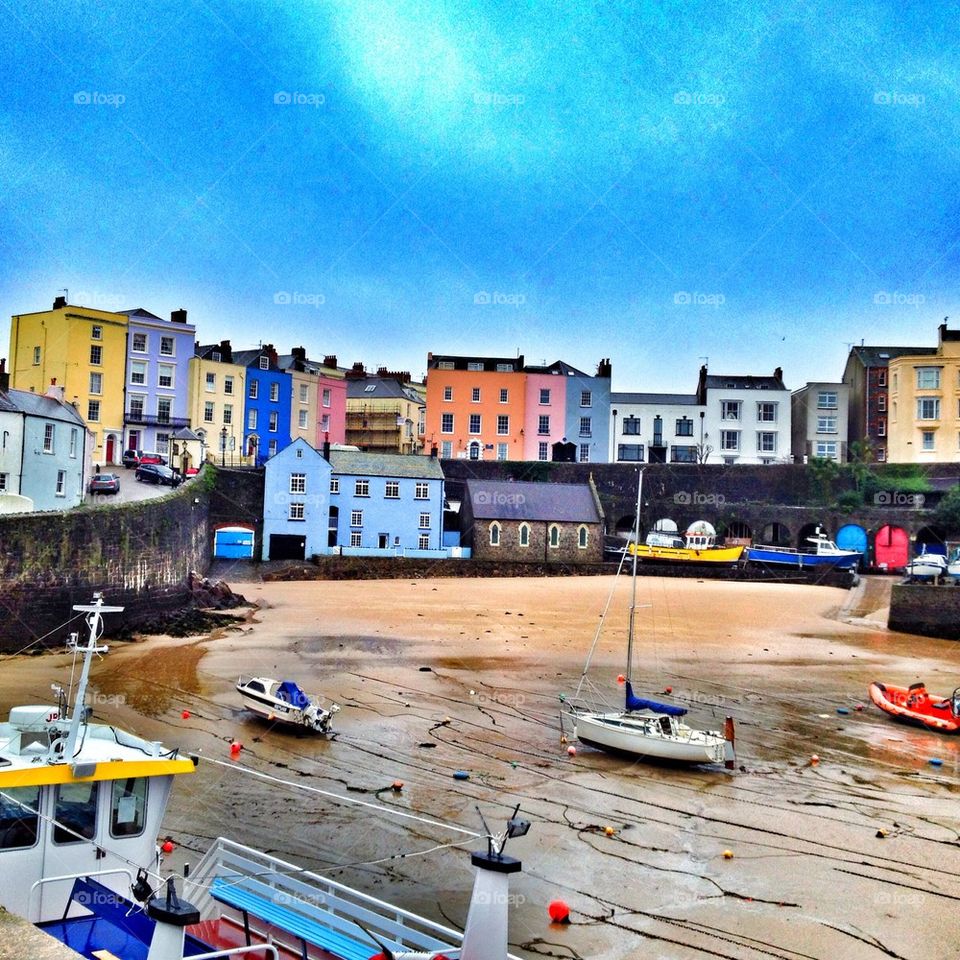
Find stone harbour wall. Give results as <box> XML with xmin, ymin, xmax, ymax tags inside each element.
<box><xmin>888</xmin><ymin>582</ymin><xmax>960</xmax><ymax>640</ymax></box>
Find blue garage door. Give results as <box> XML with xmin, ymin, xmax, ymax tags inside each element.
<box><xmin>214</xmin><ymin>526</ymin><xmax>255</xmax><ymax>559</ymax></box>
<box><xmin>836</xmin><ymin>524</ymin><xmax>867</xmax><ymax>557</ymax></box>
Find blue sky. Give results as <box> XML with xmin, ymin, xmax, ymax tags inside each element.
<box><xmin>1</xmin><ymin>1</ymin><xmax>958</xmax><ymax>390</ymax></box>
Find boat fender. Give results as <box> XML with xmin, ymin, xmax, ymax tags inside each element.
<box><xmin>230</xmin><ymin>741</ymin><xmax>242</xmax><ymax>755</ymax></box>
<box><xmin>181</xmin><ymin>710</ymin><xmax>191</xmax><ymax>719</ymax></box>
<box><xmin>930</xmin><ymin>758</ymin><xmax>944</xmax><ymax>766</ymax></box>
<box><xmin>722</xmin><ymin>849</ymin><xmax>734</xmax><ymax>859</ymax></box>
<box><xmin>161</xmin><ymin>839</ymin><xmax>175</xmax><ymax>854</ymax></box>
<box><xmin>836</xmin><ymin>707</ymin><xmax>850</xmax><ymax>715</ymax></box>
<box><xmin>810</xmin><ymin>754</ymin><xmax>819</xmax><ymax>766</ymax></box>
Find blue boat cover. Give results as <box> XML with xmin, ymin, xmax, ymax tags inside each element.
<box><xmin>625</xmin><ymin>680</ymin><xmax>687</xmax><ymax>716</ymax></box>
<box><xmin>277</xmin><ymin>681</ymin><xmax>309</xmax><ymax>708</ymax></box>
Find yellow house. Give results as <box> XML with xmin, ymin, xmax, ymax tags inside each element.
<box><xmin>9</xmin><ymin>296</ymin><xmax>128</xmax><ymax>466</ymax></box>
<box><xmin>188</xmin><ymin>344</ymin><xmax>250</xmax><ymax>465</ymax></box>
<box><xmin>887</xmin><ymin>323</ymin><xmax>960</xmax><ymax>463</ymax></box>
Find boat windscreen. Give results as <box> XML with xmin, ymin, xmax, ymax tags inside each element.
<box><xmin>625</xmin><ymin>681</ymin><xmax>688</xmax><ymax>716</ymax></box>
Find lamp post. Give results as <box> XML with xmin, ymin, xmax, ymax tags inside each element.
<box><xmin>220</xmin><ymin>426</ymin><xmax>227</xmax><ymax>467</ymax></box>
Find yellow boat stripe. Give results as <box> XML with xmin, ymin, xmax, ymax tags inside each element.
<box><xmin>0</xmin><ymin>757</ymin><xmax>195</xmax><ymax>788</ymax></box>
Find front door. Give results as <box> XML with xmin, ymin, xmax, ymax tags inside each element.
<box><xmin>378</xmin><ymin>533</ymin><xmax>389</xmax><ymax>549</ymax></box>
<box><xmin>105</xmin><ymin>435</ymin><xmax>116</xmax><ymax>464</ymax></box>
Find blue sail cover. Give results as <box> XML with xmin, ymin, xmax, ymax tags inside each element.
<box><xmin>277</xmin><ymin>681</ymin><xmax>309</xmax><ymax>708</ymax></box>
<box><xmin>625</xmin><ymin>680</ymin><xmax>688</xmax><ymax>716</ymax></box>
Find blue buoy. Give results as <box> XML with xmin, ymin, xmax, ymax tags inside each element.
<box><xmin>930</xmin><ymin>758</ymin><xmax>944</xmax><ymax>767</ymax></box>
<box><xmin>836</xmin><ymin>707</ymin><xmax>850</xmax><ymax>715</ymax></box>
<box><xmin>453</xmin><ymin>770</ymin><xmax>470</xmax><ymax>780</ymax></box>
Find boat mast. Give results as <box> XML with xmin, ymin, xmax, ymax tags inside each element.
<box><xmin>626</xmin><ymin>470</ymin><xmax>643</xmax><ymax>683</ymax></box>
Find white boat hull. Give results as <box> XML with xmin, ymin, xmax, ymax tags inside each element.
<box><xmin>573</xmin><ymin>710</ymin><xmax>726</xmax><ymax>764</ymax></box>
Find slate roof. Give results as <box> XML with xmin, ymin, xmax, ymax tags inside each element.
<box><xmin>523</xmin><ymin>360</ymin><xmax>591</xmax><ymax>377</ymax></box>
<box><xmin>232</xmin><ymin>349</ymin><xmax>278</xmax><ymax>369</ymax></box>
<box><xmin>465</xmin><ymin>479</ymin><xmax>602</xmax><ymax>522</ymax></box>
<box><xmin>848</xmin><ymin>345</ymin><xmax>937</xmax><ymax>367</ymax></box>
<box><xmin>346</xmin><ymin>378</ymin><xmax>424</xmax><ymax>403</ymax></box>
<box><xmin>1</xmin><ymin>389</ymin><xmax>86</xmax><ymax>425</ymax></box>
<box><xmin>119</xmin><ymin>308</ymin><xmax>164</xmax><ymax>321</ymax></box>
<box><xmin>612</xmin><ymin>392</ymin><xmax>700</xmax><ymax>405</ymax></box>
<box><xmin>703</xmin><ymin>374</ymin><xmax>787</xmax><ymax>391</ymax></box>
<box><xmin>328</xmin><ymin>450</ymin><xmax>443</xmax><ymax>480</ymax></box>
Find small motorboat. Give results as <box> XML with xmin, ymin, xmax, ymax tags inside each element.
<box><xmin>746</xmin><ymin>529</ymin><xmax>860</xmax><ymax>569</ymax></box>
<box><xmin>868</xmin><ymin>681</ymin><xmax>960</xmax><ymax>733</ymax></box>
<box><xmin>629</xmin><ymin>521</ymin><xmax>744</xmax><ymax>565</ymax></box>
<box><xmin>904</xmin><ymin>549</ymin><xmax>948</xmax><ymax>581</ymax></box>
<box><xmin>236</xmin><ymin>676</ymin><xmax>340</xmax><ymax>732</ymax></box>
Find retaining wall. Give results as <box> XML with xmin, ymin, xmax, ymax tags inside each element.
<box><xmin>888</xmin><ymin>583</ymin><xmax>960</xmax><ymax>640</ymax></box>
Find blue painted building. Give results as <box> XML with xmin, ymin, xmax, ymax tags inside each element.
<box><xmin>261</xmin><ymin>438</ymin><xmax>332</xmax><ymax>560</ymax></box>
<box><xmin>233</xmin><ymin>345</ymin><xmax>292</xmax><ymax>466</ymax></box>
<box><xmin>560</xmin><ymin>359</ymin><xmax>611</xmax><ymax>464</ymax></box>
<box><xmin>328</xmin><ymin>450</ymin><xmax>445</xmax><ymax>555</ymax></box>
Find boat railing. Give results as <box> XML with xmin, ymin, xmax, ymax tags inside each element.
<box><xmin>27</xmin><ymin>867</ymin><xmax>134</xmax><ymax>922</ymax></box>
<box><xmin>184</xmin><ymin>836</ymin><xmax>471</xmax><ymax>956</ymax></box>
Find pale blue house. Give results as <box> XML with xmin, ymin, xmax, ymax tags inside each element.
<box><xmin>261</xmin><ymin>438</ymin><xmax>332</xmax><ymax>560</ymax></box>
<box><xmin>328</xmin><ymin>450</ymin><xmax>445</xmax><ymax>556</ymax></box>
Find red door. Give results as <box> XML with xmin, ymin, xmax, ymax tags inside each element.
<box><xmin>875</xmin><ymin>525</ymin><xmax>908</xmax><ymax>571</ymax></box>
<box><xmin>105</xmin><ymin>435</ymin><xmax>116</xmax><ymax>464</ymax></box>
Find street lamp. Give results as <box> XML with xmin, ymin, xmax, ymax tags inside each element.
<box><xmin>220</xmin><ymin>426</ymin><xmax>227</xmax><ymax>467</ymax></box>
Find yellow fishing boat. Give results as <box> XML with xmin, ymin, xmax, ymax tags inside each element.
<box><xmin>628</xmin><ymin>521</ymin><xmax>744</xmax><ymax>565</ymax></box>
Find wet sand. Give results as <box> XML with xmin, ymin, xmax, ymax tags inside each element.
<box><xmin>3</xmin><ymin>574</ymin><xmax>960</xmax><ymax>960</ymax></box>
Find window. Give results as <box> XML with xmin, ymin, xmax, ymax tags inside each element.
<box><xmin>159</xmin><ymin>336</ymin><xmax>174</xmax><ymax>356</ymax></box>
<box><xmin>538</xmin><ymin>442</ymin><xmax>549</xmax><ymax>461</ymax></box>
<box><xmin>289</xmin><ymin>503</ymin><xmax>305</xmax><ymax>520</ymax></box>
<box><xmin>290</xmin><ymin>474</ymin><xmax>306</xmax><ymax>494</ymax></box>
<box><xmin>489</xmin><ymin>522</ymin><xmax>501</xmax><ymax>546</ymax></box>
<box><xmin>817</xmin><ymin>416</ymin><xmax>837</xmax><ymax>433</ymax></box>
<box><xmin>43</xmin><ymin>423</ymin><xmax>55</xmax><ymax>453</ymax></box>
<box><xmin>877</xmin><ymin>420</ymin><xmax>886</xmax><ymax>436</ymax></box>
<box><xmin>497</xmin><ymin>415</ymin><xmax>509</xmax><ymax>435</ymax></box>
<box><xmin>158</xmin><ymin>364</ymin><xmax>173</xmax><ymax>388</ymax></box>
<box><xmin>878</xmin><ymin>394</ymin><xmax>887</xmax><ymax>412</ymax></box>
<box><xmin>55</xmin><ymin>470</ymin><xmax>65</xmax><ymax>496</ymax></box>
<box><xmin>132</xmin><ymin>333</ymin><xmax>147</xmax><ymax>352</ymax></box>
<box><xmin>69</xmin><ymin>429</ymin><xmax>77</xmax><ymax>458</ymax></box>
<box><xmin>350</xmin><ymin>531</ymin><xmax>362</xmax><ymax>547</ymax></box>
<box><xmin>672</xmin><ymin>445</ymin><xmax>697</xmax><ymax>463</ymax></box>
<box><xmin>259</xmin><ymin>356</ymin><xmax>269</xmax><ymax>370</ymax></box>
<box><xmin>330</xmin><ymin>478</ymin><xmax>339</xmax><ymax>493</ymax></box>
<box><xmin>270</xmin><ymin>382</ymin><xmax>279</xmax><ymax>402</ymax></box>
<box><xmin>441</xmin><ymin>441</ymin><xmax>452</xmax><ymax>458</ymax></box>
<box><xmin>878</xmin><ymin>370</ymin><xmax>887</xmax><ymax>387</ymax></box>
<box><xmin>156</xmin><ymin>432</ymin><xmax>169</xmax><ymax>455</ymax></box>
<box><xmin>268</xmin><ymin>439</ymin><xmax>277</xmax><ymax>458</ymax></box>
<box><xmin>579</xmin><ymin>443</ymin><xmax>590</xmax><ymax>462</ymax></box>
<box><xmin>497</xmin><ymin>443</ymin><xmax>508</xmax><ymax>460</ymax></box>
<box><xmin>917</xmin><ymin>398</ymin><xmax>940</xmax><ymax>420</ymax></box>
<box><xmin>205</xmin><ymin>372</ymin><xmax>216</xmax><ymax>392</ymax></box>
<box><xmin>224</xmin><ymin>376</ymin><xmax>234</xmax><ymax>395</ymax></box>
<box><xmin>355</xmin><ymin>479</ymin><xmax>369</xmax><ymax>497</ymax></box>
<box><xmin>32</xmin><ymin>346</ymin><xmax>41</xmax><ymax>364</ymax></box>
<box><xmin>364</xmin><ymin>384</ymin><xmax>376</xmax><ymax>393</ymax></box>
<box><xmin>877</xmin><ymin>446</ymin><xmax>886</xmax><ymax>462</ymax></box>
<box><xmin>54</xmin><ymin>781</ymin><xmax>97</xmax><ymax>844</ymax></box>
<box><xmin>296</xmin><ymin>447</ymin><xmax>303</xmax><ymax>458</ymax></box>
<box><xmin>815</xmin><ymin>441</ymin><xmax>838</xmax><ymax>459</ymax></box>
<box><xmin>110</xmin><ymin>778</ymin><xmax>147</xmax><ymax>839</ymax></box>
<box><xmin>467</xmin><ymin>361</ymin><xmax>484</xmax><ymax>371</ymax></box>
<box><xmin>579</xmin><ymin>417</ymin><xmax>591</xmax><ymax>437</ymax></box>
<box><xmin>817</xmin><ymin>391</ymin><xmax>838</xmax><ymax>408</ymax></box>
<box><xmin>922</xmin><ymin>430</ymin><xmax>936</xmax><ymax>451</ymax></box>
<box><xmin>538</xmin><ymin>415</ymin><xmax>550</xmax><ymax>435</ymax></box>
<box><xmin>675</xmin><ymin>417</ymin><xmax>693</xmax><ymax>437</ymax></box>
<box><xmin>578</xmin><ymin>525</ymin><xmax>589</xmax><ymax>548</ymax></box>
<box><xmin>443</xmin><ymin>386</ymin><xmax>453</xmax><ymax>401</ymax></box>
<box><xmin>221</xmin><ymin>404</ymin><xmax>233</xmax><ymax>426</ymax></box>
<box><xmin>499</xmin><ymin>388</ymin><xmax>509</xmax><ymax>403</ymax></box>
<box><xmin>441</xmin><ymin>413</ymin><xmax>454</xmax><ymax>433</ymax></box>
<box><xmin>580</xmin><ymin>390</ymin><xmax>592</xmax><ymax>407</ymax></box>
<box><xmin>721</xmin><ymin>400</ymin><xmax>741</xmax><ymax>420</ymax></box>
<box><xmin>539</xmin><ymin>388</ymin><xmax>550</xmax><ymax>404</ymax></box>
<box><xmin>519</xmin><ymin>523</ymin><xmax>530</xmax><ymax>547</ymax></box>
<box><xmin>90</xmin><ymin>324</ymin><xmax>102</xmax><ymax>340</ymax></box>
<box><xmin>0</xmin><ymin>785</ymin><xmax>39</xmax><ymax>849</ymax></box>
<box><xmin>757</xmin><ymin>402</ymin><xmax>777</xmax><ymax>422</ymax></box>
<box><xmin>916</xmin><ymin>367</ymin><xmax>940</xmax><ymax>389</ymax></box>
<box><xmin>247</xmin><ymin>409</ymin><xmax>257</xmax><ymax>430</ymax></box>
<box><xmin>720</xmin><ymin>430</ymin><xmax>740</xmax><ymax>451</ymax></box>
<box><xmin>321</xmin><ymin>414</ymin><xmax>330</xmax><ymax>432</ymax></box>
<box><xmin>351</xmin><ymin>509</ymin><xmax>363</xmax><ymax>526</ymax></box>
<box><xmin>157</xmin><ymin>397</ymin><xmax>172</xmax><ymax>424</ymax></box>
<box><xmin>618</xmin><ymin>443</ymin><xmax>644</xmax><ymax>461</ymax></box>
<box><xmin>622</xmin><ymin>416</ymin><xmax>641</xmax><ymax>435</ymax></box>
<box><xmin>385</xmin><ymin>481</ymin><xmax>400</xmax><ymax>498</ymax></box>
<box><xmin>299</xmin><ymin>384</ymin><xmax>309</xmax><ymax>403</ymax></box>
<box><xmin>757</xmin><ymin>432</ymin><xmax>776</xmax><ymax>453</ymax></box>
<box><xmin>549</xmin><ymin>524</ymin><xmax>560</xmax><ymax>548</ymax></box>
<box><xmin>418</xmin><ymin>534</ymin><xmax>430</xmax><ymax>550</ymax></box>
<box><xmin>469</xmin><ymin>414</ymin><xmax>481</xmax><ymax>434</ymax></box>
<box><xmin>471</xmin><ymin>387</ymin><xmax>481</xmax><ymax>402</ymax></box>
<box><xmin>130</xmin><ymin>361</ymin><xmax>146</xmax><ymax>385</ymax></box>
<box><xmin>415</xmin><ymin>482</ymin><xmax>429</xmax><ymax>499</ymax></box>
<box><xmin>87</xmin><ymin>400</ymin><xmax>100</xmax><ymax>422</ymax></box>
<box><xmin>89</xmin><ymin>372</ymin><xmax>102</xmax><ymax>395</ymax></box>
<box><xmin>496</xmin><ymin>363</ymin><xmax>512</xmax><ymax>372</ymax></box>
<box><xmin>249</xmin><ymin>380</ymin><xmax>259</xmax><ymax>399</ymax></box>
<box><xmin>90</xmin><ymin>345</ymin><xmax>102</xmax><ymax>365</ymax></box>
<box><xmin>129</xmin><ymin>395</ymin><xmax>145</xmax><ymax>420</ymax></box>
<box><xmin>322</xmin><ymin>388</ymin><xmax>331</xmax><ymax>407</ymax></box>
<box><xmin>268</xmin><ymin>411</ymin><xmax>278</xmax><ymax>431</ymax></box>
<box><xmin>298</xmin><ymin>409</ymin><xmax>308</xmax><ymax>428</ymax></box>
<box><xmin>418</xmin><ymin>512</ymin><xmax>431</xmax><ymax>528</ymax></box>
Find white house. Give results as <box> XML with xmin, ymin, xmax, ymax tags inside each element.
<box><xmin>609</xmin><ymin>393</ymin><xmax>706</xmax><ymax>463</ymax></box>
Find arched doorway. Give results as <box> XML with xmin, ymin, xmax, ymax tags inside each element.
<box><xmin>468</xmin><ymin>440</ymin><xmax>481</xmax><ymax>460</ymax></box>
<box><xmin>723</xmin><ymin>519</ymin><xmax>753</xmax><ymax>544</ymax></box>
<box><xmin>836</xmin><ymin>523</ymin><xmax>867</xmax><ymax>560</ymax></box>
<box><xmin>760</xmin><ymin>522</ymin><xmax>791</xmax><ymax>545</ymax></box>
<box><xmin>915</xmin><ymin>525</ymin><xmax>947</xmax><ymax>557</ymax></box>
<box><xmin>875</xmin><ymin>525</ymin><xmax>908</xmax><ymax>570</ymax></box>
<box><xmin>105</xmin><ymin>433</ymin><xmax>117</xmax><ymax>464</ymax></box>
<box><xmin>797</xmin><ymin>522</ymin><xmax>827</xmax><ymax>549</ymax></box>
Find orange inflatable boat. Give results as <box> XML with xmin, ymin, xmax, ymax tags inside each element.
<box><xmin>869</xmin><ymin>681</ymin><xmax>960</xmax><ymax>733</ymax></box>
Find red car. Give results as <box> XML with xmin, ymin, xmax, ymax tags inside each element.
<box><xmin>139</xmin><ymin>451</ymin><xmax>167</xmax><ymax>465</ymax></box>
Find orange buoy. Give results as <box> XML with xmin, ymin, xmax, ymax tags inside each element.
<box><xmin>604</xmin><ymin>826</ymin><xmax>615</xmax><ymax>836</ymax></box>
<box><xmin>663</xmin><ymin>686</ymin><xmax>673</xmax><ymax>694</ymax></box>
<box><xmin>391</xmin><ymin>780</ymin><xmax>404</xmax><ymax>792</ymax></box>
<box><xmin>548</xmin><ymin>899</ymin><xmax>571</xmax><ymax>923</ymax></box>
<box><xmin>722</xmin><ymin>849</ymin><xmax>734</xmax><ymax>859</ymax></box>
<box><xmin>617</xmin><ymin>674</ymin><xmax>626</xmax><ymax>684</ymax></box>
<box><xmin>810</xmin><ymin>754</ymin><xmax>819</xmax><ymax>766</ymax></box>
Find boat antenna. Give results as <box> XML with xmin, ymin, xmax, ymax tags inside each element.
<box><xmin>626</xmin><ymin>469</ymin><xmax>643</xmax><ymax>686</ymax></box>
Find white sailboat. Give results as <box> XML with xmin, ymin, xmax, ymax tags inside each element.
<box><xmin>567</xmin><ymin>471</ymin><xmax>732</xmax><ymax>765</ymax></box>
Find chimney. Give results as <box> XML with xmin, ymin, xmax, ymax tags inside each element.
<box><xmin>430</xmin><ymin>444</ymin><xmax>438</xmax><ymax>459</ymax></box>
<box><xmin>322</xmin><ymin>438</ymin><xmax>331</xmax><ymax>461</ymax></box>
<box><xmin>292</xmin><ymin>346</ymin><xmax>307</xmax><ymax>362</ymax></box>
<box><xmin>0</xmin><ymin>358</ymin><xmax>7</xmax><ymax>394</ymax></box>
<box><xmin>219</xmin><ymin>339</ymin><xmax>232</xmax><ymax>362</ymax></box>
<box><xmin>774</xmin><ymin>366</ymin><xmax>783</xmax><ymax>382</ymax></box>
<box><xmin>53</xmin><ymin>295</ymin><xmax>67</xmax><ymax>309</ymax></box>
<box><xmin>345</xmin><ymin>362</ymin><xmax>366</xmax><ymax>380</ymax></box>
<box><xmin>45</xmin><ymin>378</ymin><xmax>64</xmax><ymax>402</ymax></box>
<box><xmin>263</xmin><ymin>344</ymin><xmax>278</xmax><ymax>367</ymax></box>
<box><xmin>171</xmin><ymin>308</ymin><xmax>188</xmax><ymax>324</ymax></box>
<box><xmin>323</xmin><ymin>355</ymin><xmax>337</xmax><ymax>368</ymax></box>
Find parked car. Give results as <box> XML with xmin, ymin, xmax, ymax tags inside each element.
<box><xmin>89</xmin><ymin>473</ymin><xmax>121</xmax><ymax>495</ymax></box>
<box><xmin>138</xmin><ymin>451</ymin><xmax>167</xmax><ymax>465</ymax></box>
<box><xmin>135</xmin><ymin>463</ymin><xmax>181</xmax><ymax>487</ymax></box>
<box><xmin>122</xmin><ymin>449</ymin><xmax>142</xmax><ymax>468</ymax></box>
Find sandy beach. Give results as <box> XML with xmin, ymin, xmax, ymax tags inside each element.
<box><xmin>3</xmin><ymin>573</ymin><xmax>959</xmax><ymax>960</ymax></box>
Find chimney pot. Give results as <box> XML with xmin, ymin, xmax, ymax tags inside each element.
<box><xmin>53</xmin><ymin>295</ymin><xmax>67</xmax><ymax>309</ymax></box>
<box><xmin>323</xmin><ymin>355</ymin><xmax>337</xmax><ymax>368</ymax></box>
<box><xmin>171</xmin><ymin>308</ymin><xmax>188</xmax><ymax>324</ymax></box>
